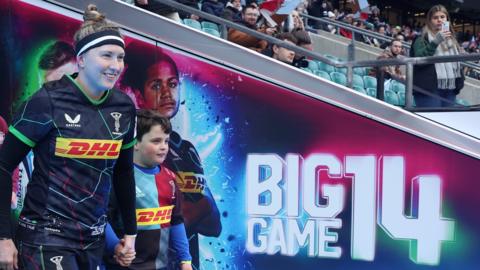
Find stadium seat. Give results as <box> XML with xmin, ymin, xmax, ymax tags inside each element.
<box><xmin>318</xmin><ymin>62</ymin><xmax>335</xmax><ymax>73</ymax></box>
<box><xmin>353</xmin><ymin>74</ymin><xmax>364</xmax><ymax>88</ymax></box>
<box><xmin>330</xmin><ymin>72</ymin><xmax>347</xmax><ymax>86</ymax></box>
<box><xmin>353</xmin><ymin>86</ymin><xmax>367</xmax><ymax>94</ymax></box>
<box><xmin>390</xmin><ymin>81</ymin><xmax>406</xmax><ymax>93</ymax></box>
<box><xmin>314</xmin><ymin>70</ymin><xmax>331</xmax><ymax>80</ymax></box>
<box><xmin>384</xmin><ymin>90</ymin><xmax>400</xmax><ymax>105</ymax></box>
<box><xmin>307</xmin><ymin>60</ymin><xmax>319</xmax><ymax>71</ymax></box>
<box><xmin>353</xmin><ymin>67</ymin><xmax>366</xmax><ymax>76</ymax></box>
<box><xmin>183</xmin><ymin>19</ymin><xmax>202</xmax><ymax>30</ymax></box>
<box><xmin>301</xmin><ymin>67</ymin><xmax>313</xmax><ymax>73</ymax></box>
<box><xmin>325</xmin><ymin>54</ymin><xmax>339</xmax><ymax>61</ymax></box>
<box><xmin>397</xmin><ymin>91</ymin><xmax>405</xmax><ymax>106</ymax></box>
<box><xmin>202</xmin><ymin>28</ymin><xmax>221</xmax><ymax>37</ymax></box>
<box><xmin>201</xmin><ymin>21</ymin><xmax>219</xmax><ymax>32</ymax></box>
<box><xmin>335</xmin><ymin>67</ymin><xmax>348</xmax><ymax>74</ymax></box>
<box><xmin>456</xmin><ymin>98</ymin><xmax>470</xmax><ymax>106</ymax></box>
<box><xmin>363</xmin><ymin>76</ymin><xmax>377</xmax><ymax>89</ymax></box>
<box><xmin>366</xmin><ymin>87</ymin><xmax>377</xmax><ymax>97</ymax></box>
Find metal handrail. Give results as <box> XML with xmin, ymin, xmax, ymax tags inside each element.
<box><xmin>148</xmin><ymin>0</ymin><xmax>342</xmax><ymax>67</ymax></box>
<box><xmin>115</xmin><ymin>0</ymin><xmax>480</xmax><ymax>109</ymax></box>
<box><xmin>302</xmin><ymin>14</ymin><xmax>409</xmax><ymax>46</ymax></box>
<box><xmin>149</xmin><ymin>0</ymin><xmax>480</xmax><ymax>68</ymax></box>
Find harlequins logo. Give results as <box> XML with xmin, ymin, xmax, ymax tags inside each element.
<box><xmin>136</xmin><ymin>186</ymin><xmax>146</xmax><ymax>198</ymax></box>
<box><xmin>50</xmin><ymin>256</ymin><xmax>63</xmax><ymax>270</ymax></box>
<box><xmin>111</xmin><ymin>112</ymin><xmax>122</xmax><ymax>135</ymax></box>
<box><xmin>65</xmin><ymin>113</ymin><xmax>81</xmax><ymax>128</ymax></box>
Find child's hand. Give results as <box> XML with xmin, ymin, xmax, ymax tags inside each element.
<box><xmin>180</xmin><ymin>263</ymin><xmax>193</xmax><ymax>270</ymax></box>
<box><xmin>113</xmin><ymin>238</ymin><xmax>136</xmax><ymax>267</ymax></box>
<box><xmin>122</xmin><ymin>235</ymin><xmax>136</xmax><ymax>253</ymax></box>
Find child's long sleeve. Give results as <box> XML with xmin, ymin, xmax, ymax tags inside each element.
<box><xmin>105</xmin><ymin>222</ymin><xmax>120</xmax><ymax>255</ymax></box>
<box><xmin>170</xmin><ymin>223</ymin><xmax>192</xmax><ymax>264</ymax></box>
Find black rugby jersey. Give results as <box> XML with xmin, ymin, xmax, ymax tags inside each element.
<box><xmin>8</xmin><ymin>74</ymin><xmax>136</xmax><ymax>248</ymax></box>
<box><xmin>164</xmin><ymin>131</ymin><xmax>221</xmax><ymax>268</ymax></box>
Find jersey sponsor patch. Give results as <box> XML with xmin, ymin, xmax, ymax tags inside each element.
<box><xmin>136</xmin><ymin>206</ymin><xmax>174</xmax><ymax>226</ymax></box>
<box><xmin>176</xmin><ymin>172</ymin><xmax>206</xmax><ymax>193</ymax></box>
<box><xmin>55</xmin><ymin>138</ymin><xmax>122</xmax><ymax>159</ymax></box>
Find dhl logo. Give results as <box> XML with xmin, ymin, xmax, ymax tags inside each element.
<box><xmin>176</xmin><ymin>172</ymin><xmax>206</xmax><ymax>193</ymax></box>
<box><xmin>136</xmin><ymin>206</ymin><xmax>174</xmax><ymax>226</ymax></box>
<box><xmin>55</xmin><ymin>138</ymin><xmax>122</xmax><ymax>159</ymax></box>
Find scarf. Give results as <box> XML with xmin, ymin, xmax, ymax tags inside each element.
<box><xmin>427</xmin><ymin>30</ymin><xmax>462</xmax><ymax>89</ymax></box>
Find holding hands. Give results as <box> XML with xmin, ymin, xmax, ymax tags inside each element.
<box><xmin>0</xmin><ymin>239</ymin><xmax>18</xmax><ymax>270</ymax></box>
<box><xmin>113</xmin><ymin>236</ymin><xmax>136</xmax><ymax>267</ymax></box>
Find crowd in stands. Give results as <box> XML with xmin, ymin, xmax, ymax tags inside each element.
<box><xmin>123</xmin><ymin>0</ymin><xmax>479</xmax><ymax>72</ymax></box>
<box><xmin>121</xmin><ymin>0</ymin><xmax>313</xmax><ymax>68</ymax></box>
<box><xmin>121</xmin><ymin>0</ymin><xmax>478</xmax><ymax>107</ymax></box>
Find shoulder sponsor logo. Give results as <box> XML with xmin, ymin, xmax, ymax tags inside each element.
<box><xmin>65</xmin><ymin>113</ymin><xmax>81</xmax><ymax>128</ymax></box>
<box><xmin>110</xmin><ymin>112</ymin><xmax>122</xmax><ymax>135</ymax></box>
<box><xmin>176</xmin><ymin>172</ymin><xmax>206</xmax><ymax>193</ymax></box>
<box><xmin>55</xmin><ymin>138</ymin><xmax>122</xmax><ymax>159</ymax></box>
<box><xmin>136</xmin><ymin>206</ymin><xmax>174</xmax><ymax>226</ymax></box>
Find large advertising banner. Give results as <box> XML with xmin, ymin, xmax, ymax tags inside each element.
<box><xmin>1</xmin><ymin>1</ymin><xmax>480</xmax><ymax>269</ymax></box>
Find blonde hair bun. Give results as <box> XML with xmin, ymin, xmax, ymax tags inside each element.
<box><xmin>83</xmin><ymin>4</ymin><xmax>105</xmax><ymax>24</ymax></box>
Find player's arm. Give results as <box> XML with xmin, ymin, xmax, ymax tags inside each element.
<box><xmin>112</xmin><ymin>146</ymin><xmax>137</xmax><ymax>238</ymax></box>
<box><xmin>183</xmin><ymin>187</ymin><xmax>221</xmax><ymax>237</ymax></box>
<box><xmin>112</xmin><ymin>105</ymin><xmax>137</xmax><ymax>241</ymax></box>
<box><xmin>179</xmin><ymin>144</ymin><xmax>222</xmax><ymax>236</ymax></box>
<box><xmin>0</xmin><ymin>133</ymin><xmax>32</xmax><ymax>270</ymax></box>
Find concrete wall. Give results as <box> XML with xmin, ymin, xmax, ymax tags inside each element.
<box><xmin>310</xmin><ymin>30</ymin><xmax>480</xmax><ymax>105</ymax></box>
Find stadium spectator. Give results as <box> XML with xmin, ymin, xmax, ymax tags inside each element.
<box><xmin>135</xmin><ymin>0</ymin><xmax>199</xmax><ymax>22</ymax></box>
<box><xmin>370</xmin><ymin>39</ymin><xmax>406</xmax><ymax>81</ymax></box>
<box><xmin>308</xmin><ymin>0</ymin><xmax>333</xmax><ymax>29</ymax></box>
<box><xmin>367</xmin><ymin>6</ymin><xmax>385</xmax><ymax>28</ymax></box>
<box><xmin>352</xmin><ymin>19</ymin><xmax>372</xmax><ymax>44</ymax></box>
<box><xmin>402</xmin><ymin>25</ymin><xmax>415</xmax><ymax>42</ymax></box>
<box><xmin>228</xmin><ymin>5</ymin><xmax>269</xmax><ymax>52</ymax></box>
<box><xmin>202</xmin><ymin>0</ymin><xmax>225</xmax><ymax>18</ymax></box>
<box><xmin>292</xmin><ymin>30</ymin><xmax>312</xmax><ymax>68</ymax></box>
<box><xmin>339</xmin><ymin>14</ymin><xmax>354</xmax><ymax>39</ymax></box>
<box><xmin>411</xmin><ymin>4</ymin><xmax>464</xmax><ymax>107</ymax></box>
<box><xmin>291</xmin><ymin>10</ymin><xmax>305</xmax><ymax>31</ymax></box>
<box><xmin>284</xmin><ymin>9</ymin><xmax>306</xmax><ymax>33</ymax></box>
<box><xmin>222</xmin><ymin>0</ymin><xmax>242</xmax><ymax>22</ymax></box>
<box><xmin>372</xmin><ymin>24</ymin><xmax>388</xmax><ymax>48</ymax></box>
<box><xmin>270</xmin><ymin>32</ymin><xmax>297</xmax><ymax>65</ymax></box>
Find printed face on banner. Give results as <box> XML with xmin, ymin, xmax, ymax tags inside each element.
<box><xmin>2</xmin><ymin>2</ymin><xmax>480</xmax><ymax>270</ymax></box>
<box><xmin>143</xmin><ymin>61</ymin><xmax>180</xmax><ymax>118</ymax></box>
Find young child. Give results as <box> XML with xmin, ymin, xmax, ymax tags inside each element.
<box><xmin>105</xmin><ymin>109</ymin><xmax>192</xmax><ymax>270</ymax></box>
